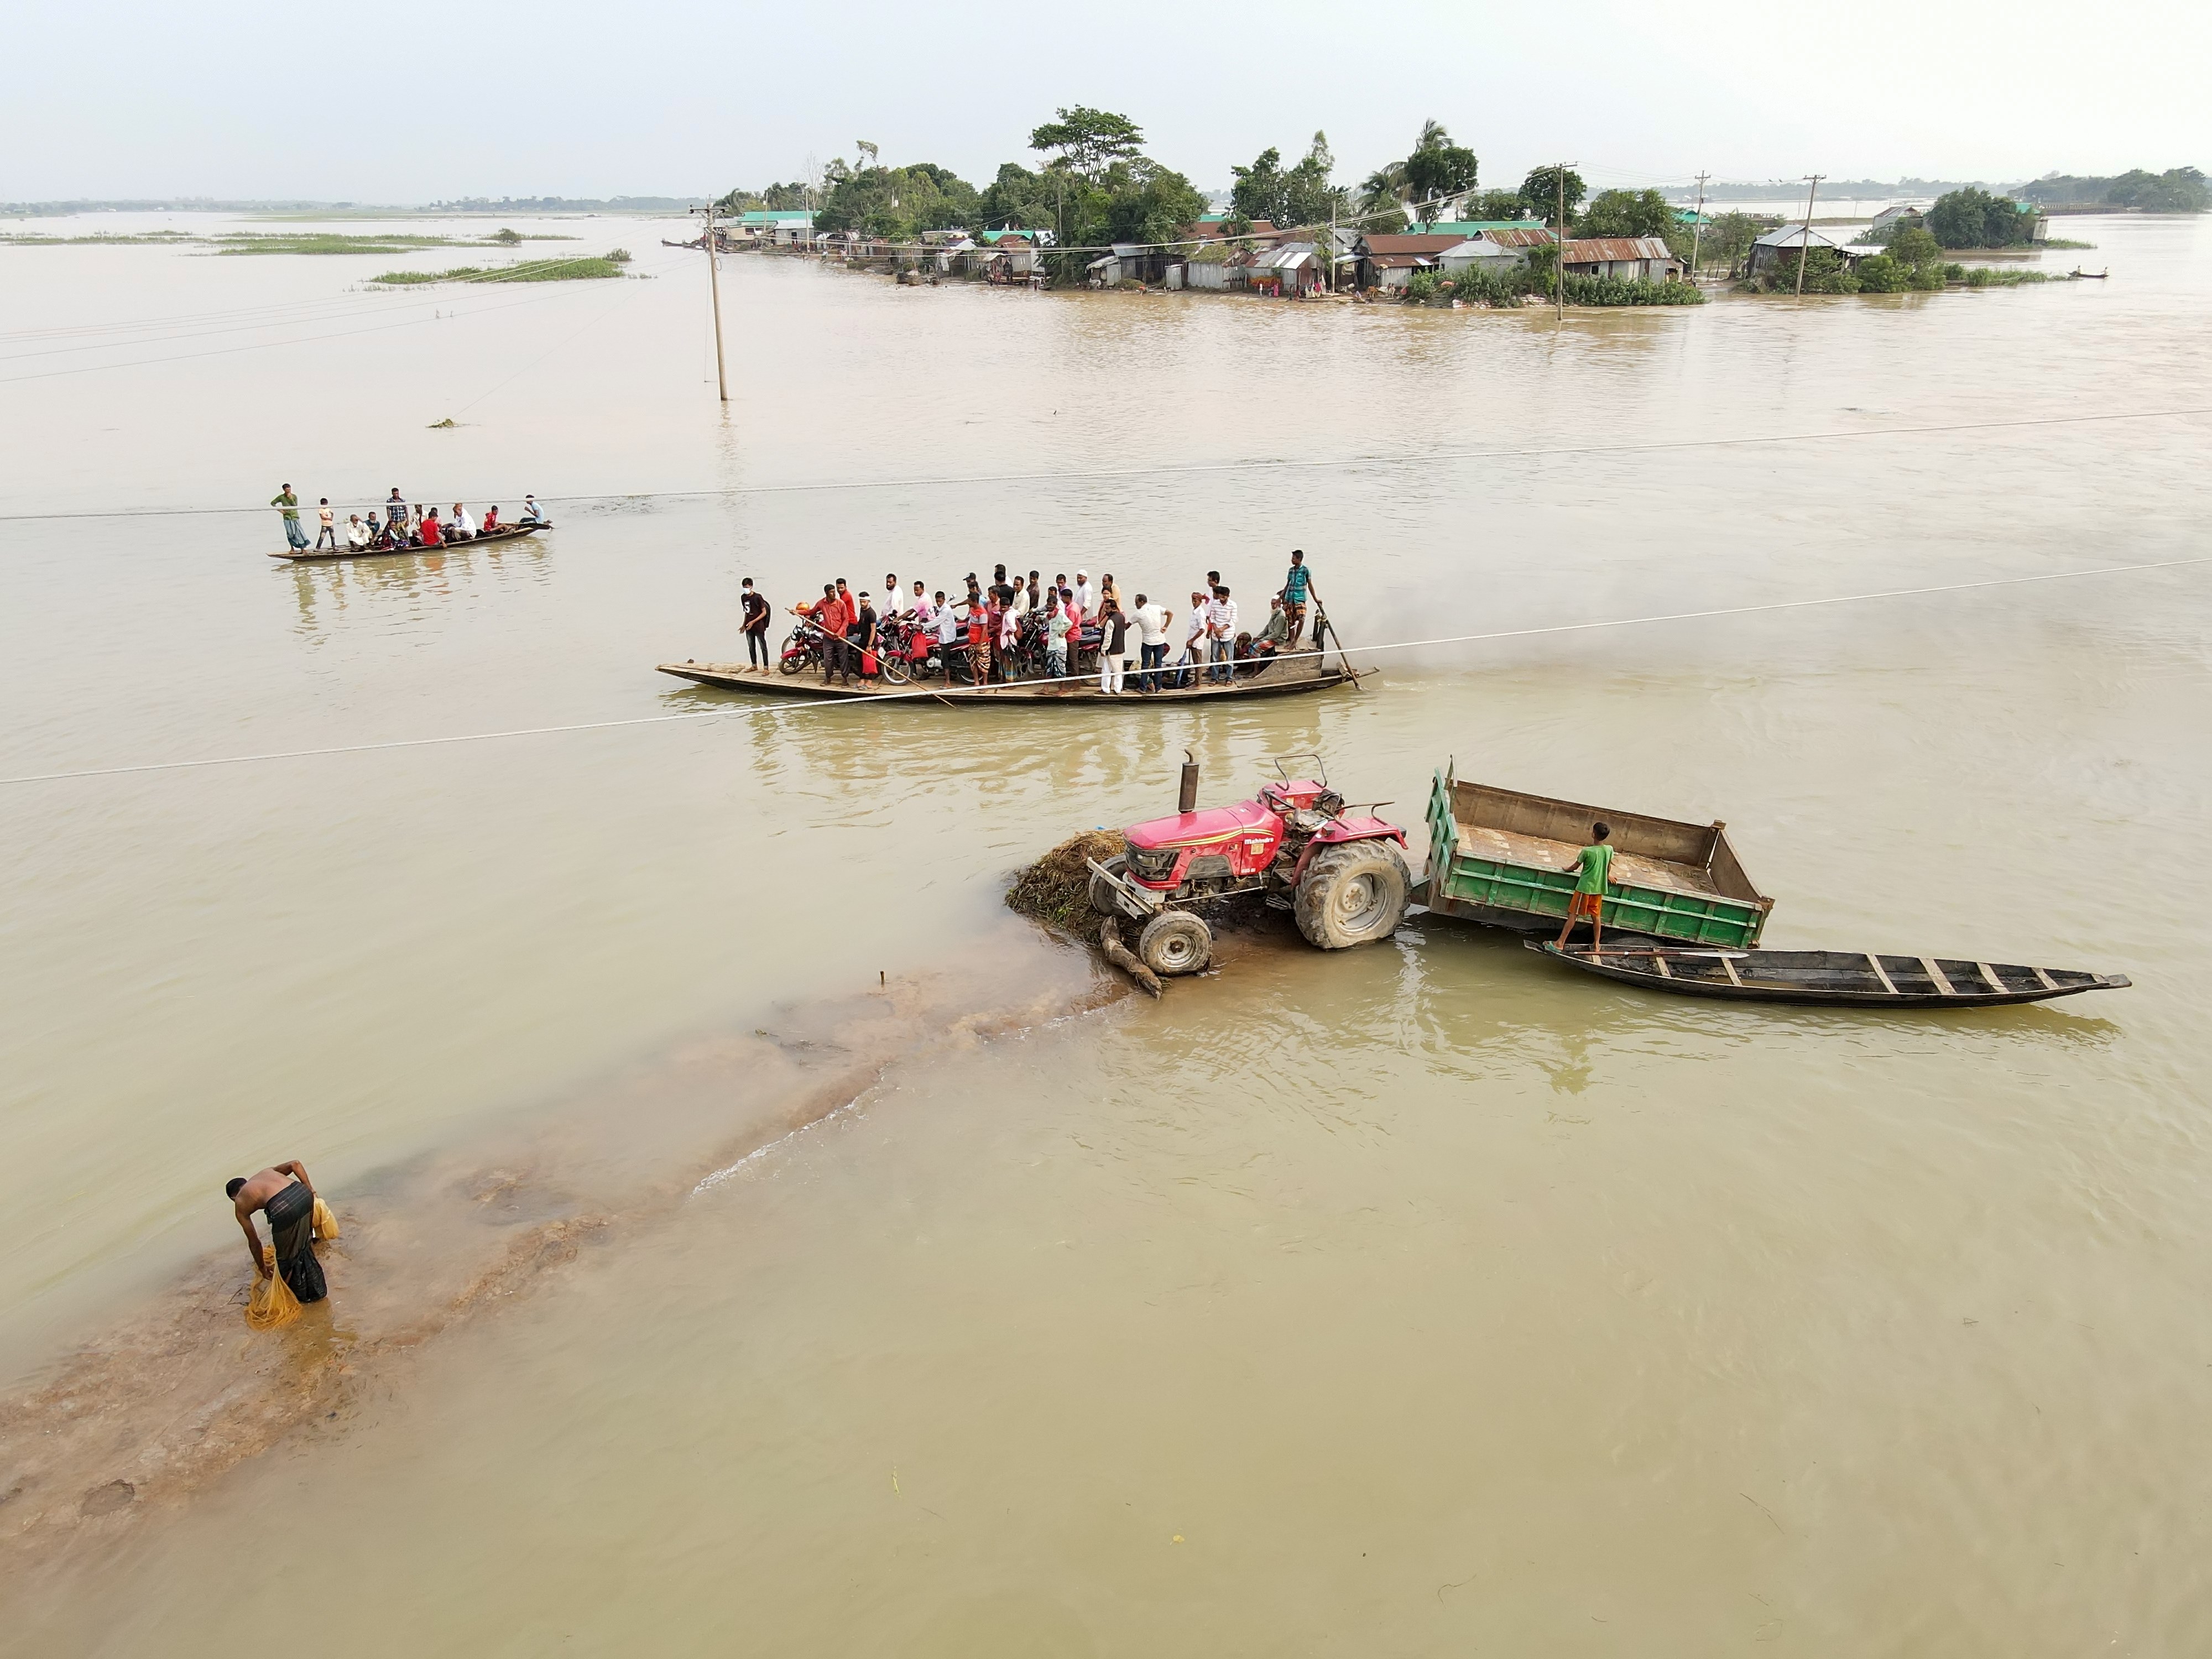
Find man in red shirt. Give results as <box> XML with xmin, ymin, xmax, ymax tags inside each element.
<box><xmin>419</xmin><ymin>509</ymin><xmax>444</xmax><ymax>547</ymax></box>
<box><xmin>813</xmin><ymin>583</ymin><xmax>852</xmax><ymax>685</ymax></box>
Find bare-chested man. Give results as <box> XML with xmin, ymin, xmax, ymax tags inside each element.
<box><xmin>226</xmin><ymin>1160</ymin><xmax>328</xmax><ymax>1303</ymax></box>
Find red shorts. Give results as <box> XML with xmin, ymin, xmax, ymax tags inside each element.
<box><xmin>1568</xmin><ymin>891</ymin><xmax>1604</xmax><ymax>921</ymax></box>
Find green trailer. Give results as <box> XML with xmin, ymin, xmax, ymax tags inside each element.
<box><xmin>1423</xmin><ymin>765</ymin><xmax>1773</xmax><ymax>948</ymax></box>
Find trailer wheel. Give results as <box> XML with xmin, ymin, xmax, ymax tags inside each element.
<box><xmin>1137</xmin><ymin>911</ymin><xmax>1212</xmax><ymax>976</ymax></box>
<box><xmin>1087</xmin><ymin>854</ymin><xmax>1130</xmax><ymax>916</ymax></box>
<box><xmin>1294</xmin><ymin>842</ymin><xmax>1411</xmax><ymax>950</ymax></box>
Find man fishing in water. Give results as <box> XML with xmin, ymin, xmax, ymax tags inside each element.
<box><xmin>226</xmin><ymin>1159</ymin><xmax>328</xmax><ymax>1303</ymax></box>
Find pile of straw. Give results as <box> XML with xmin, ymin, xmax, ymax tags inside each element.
<box><xmin>1005</xmin><ymin>830</ymin><xmax>1124</xmax><ymax>943</ymax></box>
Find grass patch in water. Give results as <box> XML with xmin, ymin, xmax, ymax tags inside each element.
<box><xmin>371</xmin><ymin>251</ymin><xmax>629</xmax><ymax>284</ymax></box>
<box><xmin>217</xmin><ymin>231</ymin><xmax>577</xmax><ymax>255</ymax></box>
<box><xmin>0</xmin><ymin>230</ymin><xmax>201</xmax><ymax>246</ymax></box>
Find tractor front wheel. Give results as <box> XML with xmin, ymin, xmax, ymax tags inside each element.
<box><xmin>1137</xmin><ymin>911</ymin><xmax>1212</xmax><ymax>977</ymax></box>
<box><xmin>1088</xmin><ymin>854</ymin><xmax>1130</xmax><ymax>917</ymax></box>
<box><xmin>1293</xmin><ymin>842</ymin><xmax>1411</xmax><ymax>950</ymax></box>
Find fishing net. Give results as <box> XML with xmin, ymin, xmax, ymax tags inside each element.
<box><xmin>246</xmin><ymin>1246</ymin><xmax>302</xmax><ymax>1332</ymax></box>
<box><xmin>311</xmin><ymin>1197</ymin><xmax>340</xmax><ymax>1241</ymax></box>
<box><xmin>1005</xmin><ymin>830</ymin><xmax>1125</xmax><ymax>944</ymax></box>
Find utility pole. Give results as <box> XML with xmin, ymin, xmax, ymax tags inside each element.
<box><xmin>692</xmin><ymin>200</ymin><xmax>729</xmax><ymax>403</ymax></box>
<box><xmin>1794</xmin><ymin>174</ymin><xmax>1825</xmax><ymax>298</ymax></box>
<box><xmin>1553</xmin><ymin>161</ymin><xmax>1575</xmax><ymax>321</ymax></box>
<box><xmin>1689</xmin><ymin>170</ymin><xmax>1711</xmax><ymax>278</ymax></box>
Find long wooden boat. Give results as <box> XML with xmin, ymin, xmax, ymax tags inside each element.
<box><xmin>657</xmin><ymin>646</ymin><xmax>1365</xmax><ymax>706</ymax></box>
<box><xmin>269</xmin><ymin>522</ymin><xmax>547</xmax><ymax>562</ymax></box>
<box><xmin>1525</xmin><ymin>940</ymin><xmax>2130</xmax><ymax>1008</ymax></box>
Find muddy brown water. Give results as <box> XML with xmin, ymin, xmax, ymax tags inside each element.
<box><xmin>2</xmin><ymin>210</ymin><xmax>2209</xmax><ymax>1651</ymax></box>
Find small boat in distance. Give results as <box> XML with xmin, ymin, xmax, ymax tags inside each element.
<box><xmin>1527</xmin><ymin>940</ymin><xmax>2130</xmax><ymax>1008</ymax></box>
<box><xmin>269</xmin><ymin>523</ymin><xmax>549</xmax><ymax>562</ymax></box>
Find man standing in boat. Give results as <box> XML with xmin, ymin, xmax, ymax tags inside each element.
<box><xmin>271</xmin><ymin>483</ymin><xmax>307</xmax><ymax>552</ymax></box>
<box><xmin>740</xmin><ymin>578</ymin><xmax>771</xmax><ymax>672</ymax></box>
<box><xmin>1279</xmin><ymin>549</ymin><xmax>1312</xmax><ymax>647</ymax></box>
<box><xmin>1554</xmin><ymin>823</ymin><xmax>1615</xmax><ymax>952</ymax></box>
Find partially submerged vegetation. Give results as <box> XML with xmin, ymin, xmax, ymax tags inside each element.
<box><xmin>0</xmin><ymin>227</ymin><xmax>577</xmax><ymax>254</ymax></box>
<box><xmin>1744</xmin><ymin>225</ymin><xmax>2072</xmax><ymax>296</ymax></box>
<box><xmin>1006</xmin><ymin>832</ymin><xmax>1124</xmax><ymax>944</ymax></box>
<box><xmin>369</xmin><ymin>250</ymin><xmax>632</xmax><ymax>285</ymax></box>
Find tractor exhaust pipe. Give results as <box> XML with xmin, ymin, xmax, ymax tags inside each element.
<box><xmin>1178</xmin><ymin>749</ymin><xmax>1199</xmax><ymax>814</ymax></box>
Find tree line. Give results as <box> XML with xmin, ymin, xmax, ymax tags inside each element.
<box><xmin>716</xmin><ymin>112</ymin><xmax>1731</xmax><ymax>257</ymax></box>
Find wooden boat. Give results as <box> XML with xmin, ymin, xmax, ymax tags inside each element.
<box><xmin>269</xmin><ymin>522</ymin><xmax>547</xmax><ymax>562</ymax></box>
<box><xmin>1525</xmin><ymin>940</ymin><xmax>2130</xmax><ymax>1008</ymax></box>
<box><xmin>657</xmin><ymin>645</ymin><xmax>1364</xmax><ymax>706</ymax></box>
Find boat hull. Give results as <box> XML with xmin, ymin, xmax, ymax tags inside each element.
<box><xmin>656</xmin><ymin>652</ymin><xmax>1363</xmax><ymax>706</ymax></box>
<box><xmin>1526</xmin><ymin>940</ymin><xmax>2130</xmax><ymax>1008</ymax></box>
<box><xmin>270</xmin><ymin>523</ymin><xmax>546</xmax><ymax>562</ymax></box>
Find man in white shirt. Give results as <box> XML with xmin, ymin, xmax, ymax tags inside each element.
<box><xmin>881</xmin><ymin>574</ymin><xmax>902</xmax><ymax>618</ymax></box>
<box><xmin>346</xmin><ymin>514</ymin><xmax>372</xmax><ymax>550</ymax></box>
<box><xmin>1134</xmin><ymin>593</ymin><xmax>1167</xmax><ymax>692</ymax></box>
<box><xmin>451</xmin><ymin>503</ymin><xmax>477</xmax><ymax>540</ymax></box>
<box><xmin>1074</xmin><ymin>570</ymin><xmax>1094</xmax><ymax>616</ymax></box>
<box><xmin>1179</xmin><ymin>591</ymin><xmax>1209</xmax><ymax>688</ymax></box>
<box><xmin>1208</xmin><ymin>586</ymin><xmax>1239</xmax><ymax>683</ymax></box>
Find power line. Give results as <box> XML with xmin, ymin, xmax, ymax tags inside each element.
<box><xmin>0</xmin><ymin>254</ymin><xmax>664</xmax><ymax>366</ymax></box>
<box><xmin>3</xmin><ymin>404</ymin><xmax>2206</xmax><ymax>525</ymax></box>
<box><xmin>0</xmin><ymin>253</ymin><xmax>691</xmax><ymax>386</ymax></box>
<box><xmin>4</xmin><ymin>552</ymin><xmax>2201</xmax><ymax>789</ymax></box>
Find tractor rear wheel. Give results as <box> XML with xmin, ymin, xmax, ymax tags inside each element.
<box><xmin>1137</xmin><ymin>911</ymin><xmax>1212</xmax><ymax>976</ymax></box>
<box><xmin>1087</xmin><ymin>854</ymin><xmax>1129</xmax><ymax>917</ymax></box>
<box><xmin>1293</xmin><ymin>842</ymin><xmax>1411</xmax><ymax>950</ymax></box>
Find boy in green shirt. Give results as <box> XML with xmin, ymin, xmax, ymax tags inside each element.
<box><xmin>1553</xmin><ymin>821</ymin><xmax>1614</xmax><ymax>951</ymax></box>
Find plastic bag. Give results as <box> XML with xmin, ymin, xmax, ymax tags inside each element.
<box><xmin>311</xmin><ymin>1197</ymin><xmax>340</xmax><ymax>1241</ymax></box>
<box><xmin>247</xmin><ymin>1245</ymin><xmax>302</xmax><ymax>1331</ymax></box>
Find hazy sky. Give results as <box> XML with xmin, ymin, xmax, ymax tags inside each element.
<box><xmin>9</xmin><ymin>0</ymin><xmax>2204</xmax><ymax>201</ymax></box>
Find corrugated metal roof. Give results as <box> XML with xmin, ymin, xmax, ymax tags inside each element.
<box><xmin>1408</xmin><ymin>220</ymin><xmax>1543</xmax><ymax>235</ymax></box>
<box><xmin>1752</xmin><ymin>225</ymin><xmax>1843</xmax><ymax>249</ymax></box>
<box><xmin>1363</xmin><ymin>234</ymin><xmax>1467</xmax><ymax>255</ymax></box>
<box><xmin>1558</xmin><ymin>237</ymin><xmax>1674</xmax><ymax>262</ymax></box>
<box><xmin>1368</xmin><ymin>253</ymin><xmax>1434</xmax><ymax>269</ymax></box>
<box><xmin>1479</xmin><ymin>227</ymin><xmax>1559</xmax><ymax>248</ymax></box>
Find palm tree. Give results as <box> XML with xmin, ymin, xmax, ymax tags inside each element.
<box><xmin>1358</xmin><ymin>164</ymin><xmax>1407</xmax><ymax>213</ymax></box>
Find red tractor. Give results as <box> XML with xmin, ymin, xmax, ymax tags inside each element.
<box><xmin>1087</xmin><ymin>756</ymin><xmax>1413</xmax><ymax>977</ymax></box>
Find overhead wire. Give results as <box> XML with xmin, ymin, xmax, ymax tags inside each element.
<box><xmin>0</xmin><ymin>250</ymin><xmax>671</xmax><ymax>358</ymax></box>
<box><xmin>0</xmin><ymin>251</ymin><xmax>692</xmax><ymax>385</ymax></box>
<box><xmin>3</xmin><ymin>552</ymin><xmax>2202</xmax><ymax>789</ymax></box>
<box><xmin>2</xmin><ymin>404</ymin><xmax>2205</xmax><ymax>524</ymax></box>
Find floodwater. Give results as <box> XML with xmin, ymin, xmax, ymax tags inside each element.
<box><xmin>3</xmin><ymin>210</ymin><xmax>2210</xmax><ymax>1651</ymax></box>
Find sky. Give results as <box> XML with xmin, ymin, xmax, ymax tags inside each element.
<box><xmin>7</xmin><ymin>0</ymin><xmax>2205</xmax><ymax>202</ymax></box>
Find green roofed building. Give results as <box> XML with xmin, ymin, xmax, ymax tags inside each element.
<box><xmin>737</xmin><ymin>209</ymin><xmax>813</xmax><ymax>246</ymax></box>
<box><xmin>1407</xmin><ymin>219</ymin><xmax>1541</xmax><ymax>236</ymax></box>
